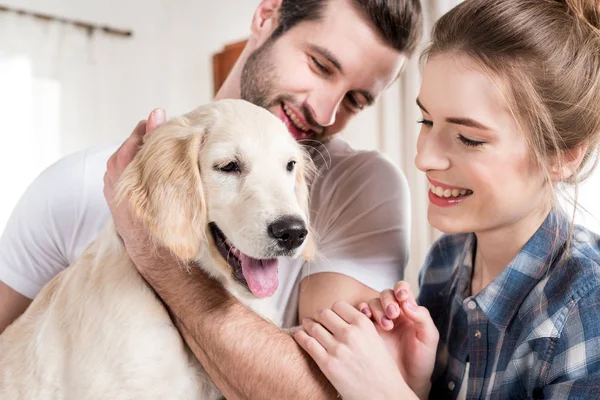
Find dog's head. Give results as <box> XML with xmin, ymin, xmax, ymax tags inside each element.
<box><xmin>116</xmin><ymin>99</ymin><xmax>315</xmax><ymax>299</ymax></box>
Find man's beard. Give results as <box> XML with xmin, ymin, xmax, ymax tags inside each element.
<box><xmin>240</xmin><ymin>38</ymin><xmax>330</xmax><ymax>168</ymax></box>
<box><xmin>240</xmin><ymin>38</ymin><xmax>285</xmax><ymax>110</ymax></box>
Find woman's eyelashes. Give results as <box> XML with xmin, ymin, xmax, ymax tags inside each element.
<box><xmin>418</xmin><ymin>119</ymin><xmax>486</xmax><ymax>148</ymax></box>
<box><xmin>457</xmin><ymin>134</ymin><xmax>485</xmax><ymax>148</ymax></box>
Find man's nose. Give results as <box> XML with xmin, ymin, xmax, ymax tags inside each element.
<box><xmin>306</xmin><ymin>90</ymin><xmax>346</xmax><ymax>127</ymax></box>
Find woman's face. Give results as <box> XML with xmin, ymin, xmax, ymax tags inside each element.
<box><xmin>415</xmin><ymin>54</ymin><xmax>550</xmax><ymax>235</ymax></box>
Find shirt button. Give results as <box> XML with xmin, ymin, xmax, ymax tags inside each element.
<box><xmin>448</xmin><ymin>381</ymin><xmax>456</xmax><ymax>391</ymax></box>
<box><xmin>474</xmin><ymin>329</ymin><xmax>482</xmax><ymax>339</ymax></box>
<box><xmin>467</xmin><ymin>300</ymin><xmax>477</xmax><ymax>310</ymax></box>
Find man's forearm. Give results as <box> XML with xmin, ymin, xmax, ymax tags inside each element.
<box><xmin>149</xmin><ymin>262</ymin><xmax>338</xmax><ymax>399</ymax></box>
<box><xmin>0</xmin><ymin>281</ymin><xmax>32</xmax><ymax>335</ymax></box>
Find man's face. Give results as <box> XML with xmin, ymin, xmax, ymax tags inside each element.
<box><xmin>241</xmin><ymin>0</ymin><xmax>406</xmax><ymax>142</ymax></box>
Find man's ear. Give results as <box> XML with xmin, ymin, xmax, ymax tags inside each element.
<box><xmin>250</xmin><ymin>0</ymin><xmax>283</xmax><ymax>41</ymax></box>
<box><xmin>550</xmin><ymin>144</ymin><xmax>588</xmax><ymax>183</ymax></box>
<box><xmin>115</xmin><ymin>119</ymin><xmax>207</xmax><ymax>261</ymax></box>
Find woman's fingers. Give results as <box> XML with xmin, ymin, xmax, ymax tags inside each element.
<box><xmin>396</xmin><ymin>288</ymin><xmax>440</xmax><ymax>347</ymax></box>
<box><xmin>380</xmin><ymin>289</ymin><xmax>401</xmax><ymax>319</ymax></box>
<box><xmin>368</xmin><ymin>297</ymin><xmax>395</xmax><ymax>331</ymax></box>
<box><xmin>313</xmin><ymin>306</ymin><xmax>350</xmax><ymax>338</ymax></box>
<box><xmin>357</xmin><ymin>301</ymin><xmax>372</xmax><ymax>319</ymax></box>
<box><xmin>393</xmin><ymin>281</ymin><xmax>415</xmax><ymax>305</ymax></box>
<box><xmin>296</xmin><ymin>317</ymin><xmax>338</xmax><ymax>352</ymax></box>
<box><xmin>293</xmin><ymin>328</ymin><xmax>328</xmax><ymax>366</ymax></box>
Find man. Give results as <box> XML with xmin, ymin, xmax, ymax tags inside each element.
<box><xmin>0</xmin><ymin>0</ymin><xmax>422</xmax><ymax>397</ymax></box>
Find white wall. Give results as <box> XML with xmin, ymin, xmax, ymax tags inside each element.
<box><xmin>162</xmin><ymin>0</ymin><xmax>259</xmax><ymax>114</ymax></box>
<box><xmin>3</xmin><ymin>0</ymin><xmax>170</xmax><ymax>154</ymax></box>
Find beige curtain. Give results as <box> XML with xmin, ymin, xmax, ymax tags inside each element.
<box><xmin>376</xmin><ymin>0</ymin><xmax>463</xmax><ymax>290</ymax></box>
<box><xmin>0</xmin><ymin>10</ymin><xmax>130</xmax><ymax>234</ymax></box>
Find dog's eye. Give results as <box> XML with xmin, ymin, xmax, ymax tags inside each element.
<box><xmin>219</xmin><ymin>162</ymin><xmax>240</xmax><ymax>173</ymax></box>
<box><xmin>286</xmin><ymin>160</ymin><xmax>296</xmax><ymax>172</ymax></box>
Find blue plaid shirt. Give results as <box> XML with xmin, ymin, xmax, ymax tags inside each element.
<box><xmin>418</xmin><ymin>211</ymin><xmax>600</xmax><ymax>399</ymax></box>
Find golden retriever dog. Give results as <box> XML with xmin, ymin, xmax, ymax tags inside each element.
<box><xmin>0</xmin><ymin>99</ymin><xmax>315</xmax><ymax>399</ymax></box>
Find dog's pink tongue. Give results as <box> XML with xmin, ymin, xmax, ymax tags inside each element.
<box><xmin>240</xmin><ymin>255</ymin><xmax>279</xmax><ymax>298</ymax></box>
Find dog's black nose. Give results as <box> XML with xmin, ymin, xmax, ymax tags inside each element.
<box><xmin>268</xmin><ymin>217</ymin><xmax>307</xmax><ymax>251</ymax></box>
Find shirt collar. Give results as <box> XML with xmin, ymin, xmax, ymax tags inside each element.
<box><xmin>461</xmin><ymin>209</ymin><xmax>570</xmax><ymax>329</ymax></box>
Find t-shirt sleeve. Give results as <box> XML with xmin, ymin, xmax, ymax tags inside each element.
<box><xmin>301</xmin><ymin>151</ymin><xmax>411</xmax><ymax>292</ymax></box>
<box><xmin>0</xmin><ymin>151</ymin><xmax>86</xmax><ymax>298</ymax></box>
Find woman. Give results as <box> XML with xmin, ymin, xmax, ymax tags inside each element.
<box><xmin>292</xmin><ymin>0</ymin><xmax>600</xmax><ymax>398</ymax></box>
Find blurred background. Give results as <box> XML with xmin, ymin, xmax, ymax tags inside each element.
<box><xmin>1</xmin><ymin>0</ymin><xmax>598</xmax><ymax>289</ymax></box>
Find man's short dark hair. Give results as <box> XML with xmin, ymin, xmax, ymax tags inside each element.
<box><xmin>271</xmin><ymin>0</ymin><xmax>423</xmax><ymax>55</ymax></box>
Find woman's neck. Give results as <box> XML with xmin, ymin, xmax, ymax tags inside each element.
<box><xmin>470</xmin><ymin>205</ymin><xmax>552</xmax><ymax>295</ymax></box>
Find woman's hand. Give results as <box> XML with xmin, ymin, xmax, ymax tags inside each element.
<box><xmin>292</xmin><ymin>301</ymin><xmax>417</xmax><ymax>400</ymax></box>
<box><xmin>360</xmin><ymin>281</ymin><xmax>439</xmax><ymax>400</ymax></box>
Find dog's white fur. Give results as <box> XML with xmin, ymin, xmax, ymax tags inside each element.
<box><xmin>0</xmin><ymin>99</ymin><xmax>315</xmax><ymax>399</ymax></box>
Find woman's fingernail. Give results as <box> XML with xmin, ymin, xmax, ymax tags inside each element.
<box><xmin>290</xmin><ymin>326</ymin><xmax>301</xmax><ymax>334</ymax></box>
<box><xmin>397</xmin><ymin>289</ymin><xmax>407</xmax><ymax>298</ymax></box>
<box><xmin>406</xmin><ymin>301</ymin><xmax>416</xmax><ymax>311</ymax></box>
<box><xmin>153</xmin><ymin>108</ymin><xmax>166</xmax><ymax>125</ymax></box>
<box><xmin>386</xmin><ymin>304</ymin><xmax>398</xmax><ymax>316</ymax></box>
<box><xmin>381</xmin><ymin>316</ymin><xmax>392</xmax><ymax>328</ymax></box>
<box><xmin>360</xmin><ymin>307</ymin><xmax>370</xmax><ymax>315</ymax></box>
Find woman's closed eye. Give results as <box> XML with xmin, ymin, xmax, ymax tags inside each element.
<box><xmin>457</xmin><ymin>134</ymin><xmax>485</xmax><ymax>148</ymax></box>
<box><xmin>418</xmin><ymin>118</ymin><xmax>486</xmax><ymax>148</ymax></box>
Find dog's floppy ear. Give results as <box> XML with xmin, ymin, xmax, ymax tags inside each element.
<box><xmin>115</xmin><ymin>116</ymin><xmax>208</xmax><ymax>261</ymax></box>
<box><xmin>297</xmin><ymin>149</ymin><xmax>317</xmax><ymax>261</ymax></box>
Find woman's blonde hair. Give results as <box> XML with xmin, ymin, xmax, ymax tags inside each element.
<box><xmin>423</xmin><ymin>0</ymin><xmax>600</xmax><ymax>187</ymax></box>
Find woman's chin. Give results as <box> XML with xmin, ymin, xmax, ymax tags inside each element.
<box><xmin>427</xmin><ymin>213</ymin><xmax>470</xmax><ymax>236</ymax></box>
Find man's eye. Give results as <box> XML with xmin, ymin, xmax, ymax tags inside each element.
<box><xmin>311</xmin><ymin>56</ymin><xmax>330</xmax><ymax>75</ymax></box>
<box><xmin>417</xmin><ymin>118</ymin><xmax>433</xmax><ymax>127</ymax></box>
<box><xmin>346</xmin><ymin>95</ymin><xmax>364</xmax><ymax>111</ymax></box>
<box><xmin>218</xmin><ymin>162</ymin><xmax>240</xmax><ymax>173</ymax></box>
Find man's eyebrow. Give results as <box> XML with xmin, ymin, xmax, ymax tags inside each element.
<box><xmin>309</xmin><ymin>44</ymin><xmax>374</xmax><ymax>106</ymax></box>
<box><xmin>308</xmin><ymin>44</ymin><xmax>343</xmax><ymax>73</ymax></box>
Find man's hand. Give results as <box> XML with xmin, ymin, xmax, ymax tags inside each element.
<box><xmin>103</xmin><ymin>109</ymin><xmax>166</xmax><ymax>267</ymax></box>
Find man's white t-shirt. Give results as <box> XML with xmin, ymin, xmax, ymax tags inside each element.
<box><xmin>0</xmin><ymin>137</ymin><xmax>410</xmax><ymax>328</ymax></box>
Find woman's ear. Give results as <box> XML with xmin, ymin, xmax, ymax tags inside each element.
<box><xmin>250</xmin><ymin>0</ymin><xmax>283</xmax><ymax>41</ymax></box>
<box><xmin>551</xmin><ymin>144</ymin><xmax>588</xmax><ymax>183</ymax></box>
<box><xmin>115</xmin><ymin>120</ymin><xmax>207</xmax><ymax>261</ymax></box>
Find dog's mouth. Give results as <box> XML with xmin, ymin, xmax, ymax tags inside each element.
<box><xmin>209</xmin><ymin>222</ymin><xmax>279</xmax><ymax>298</ymax></box>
